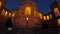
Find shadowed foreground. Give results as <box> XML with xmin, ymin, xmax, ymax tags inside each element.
<box><xmin>0</xmin><ymin>26</ymin><xmax>60</xmax><ymax>34</ymax></box>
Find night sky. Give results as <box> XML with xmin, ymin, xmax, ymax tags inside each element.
<box><xmin>4</xmin><ymin>0</ymin><xmax>60</xmax><ymax>14</ymax></box>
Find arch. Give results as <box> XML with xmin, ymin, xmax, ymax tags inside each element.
<box><xmin>57</xmin><ymin>19</ymin><xmax>60</xmax><ymax>26</ymax></box>
<box><xmin>5</xmin><ymin>18</ymin><xmax>12</xmax><ymax>27</ymax></box>
<box><xmin>42</xmin><ymin>21</ymin><xmax>48</xmax><ymax>29</ymax></box>
<box><xmin>25</xmin><ymin>6</ymin><xmax>31</xmax><ymax>16</ymax></box>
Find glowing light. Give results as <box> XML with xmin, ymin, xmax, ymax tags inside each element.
<box><xmin>54</xmin><ymin>8</ymin><xmax>59</xmax><ymax>13</ymax></box>
<box><xmin>37</xmin><ymin>12</ymin><xmax>40</xmax><ymax>17</ymax></box>
<box><xmin>25</xmin><ymin>6</ymin><xmax>31</xmax><ymax>16</ymax></box>
<box><xmin>9</xmin><ymin>12</ymin><xmax>11</xmax><ymax>17</ymax></box>
<box><xmin>47</xmin><ymin>15</ymin><xmax>49</xmax><ymax>20</ymax></box>
<box><xmin>26</xmin><ymin>17</ymin><xmax>28</xmax><ymax>21</ymax></box>
<box><xmin>50</xmin><ymin>14</ymin><xmax>52</xmax><ymax>19</ymax></box>
<box><xmin>0</xmin><ymin>1</ymin><xmax>2</xmax><ymax>7</ymax></box>
<box><xmin>39</xmin><ymin>13</ymin><xmax>43</xmax><ymax>19</ymax></box>
<box><xmin>34</xmin><ymin>11</ymin><xmax>36</xmax><ymax>17</ymax></box>
<box><xmin>57</xmin><ymin>19</ymin><xmax>60</xmax><ymax>25</ymax></box>
<box><xmin>8</xmin><ymin>27</ymin><xmax>12</xmax><ymax>31</ymax></box>
<box><xmin>5</xmin><ymin>11</ymin><xmax>8</xmax><ymax>16</ymax></box>
<box><xmin>43</xmin><ymin>16</ymin><xmax>46</xmax><ymax>20</ymax></box>
<box><xmin>1</xmin><ymin>9</ymin><xmax>5</xmax><ymax>16</ymax></box>
<box><xmin>12</xmin><ymin>13</ymin><xmax>15</xmax><ymax>17</ymax></box>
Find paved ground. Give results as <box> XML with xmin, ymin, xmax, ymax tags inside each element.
<box><xmin>0</xmin><ymin>26</ymin><xmax>60</xmax><ymax>34</ymax></box>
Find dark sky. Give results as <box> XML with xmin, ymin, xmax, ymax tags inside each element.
<box><xmin>4</xmin><ymin>0</ymin><xmax>60</xmax><ymax>14</ymax></box>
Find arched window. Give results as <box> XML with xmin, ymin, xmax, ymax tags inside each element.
<box><xmin>25</xmin><ymin>6</ymin><xmax>31</xmax><ymax>16</ymax></box>
<box><xmin>37</xmin><ymin>12</ymin><xmax>40</xmax><ymax>17</ymax></box>
<box><xmin>0</xmin><ymin>1</ymin><xmax>2</xmax><ymax>7</ymax></box>
<box><xmin>34</xmin><ymin>11</ymin><xmax>36</xmax><ymax>17</ymax></box>
<box><xmin>54</xmin><ymin>8</ymin><xmax>59</xmax><ymax>17</ymax></box>
<box><xmin>43</xmin><ymin>16</ymin><xmax>46</xmax><ymax>20</ymax></box>
<box><xmin>47</xmin><ymin>15</ymin><xmax>49</xmax><ymax>20</ymax></box>
<box><xmin>57</xmin><ymin>19</ymin><xmax>60</xmax><ymax>26</ymax></box>
<box><xmin>54</xmin><ymin>8</ymin><xmax>59</xmax><ymax>12</ymax></box>
<box><xmin>12</xmin><ymin>13</ymin><xmax>15</xmax><ymax>17</ymax></box>
<box><xmin>9</xmin><ymin>12</ymin><xmax>11</xmax><ymax>17</ymax></box>
<box><xmin>1</xmin><ymin>9</ymin><xmax>5</xmax><ymax>16</ymax></box>
<box><xmin>50</xmin><ymin>14</ymin><xmax>52</xmax><ymax>19</ymax></box>
<box><xmin>5</xmin><ymin>11</ymin><xmax>8</xmax><ymax>16</ymax></box>
<box><xmin>39</xmin><ymin>13</ymin><xmax>43</xmax><ymax>19</ymax></box>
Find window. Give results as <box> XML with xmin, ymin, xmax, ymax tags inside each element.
<box><xmin>54</xmin><ymin>8</ymin><xmax>59</xmax><ymax>17</ymax></box>
<box><xmin>50</xmin><ymin>14</ymin><xmax>52</xmax><ymax>19</ymax></box>
<box><xmin>9</xmin><ymin>12</ymin><xmax>11</xmax><ymax>17</ymax></box>
<box><xmin>0</xmin><ymin>1</ymin><xmax>2</xmax><ymax>7</ymax></box>
<box><xmin>43</xmin><ymin>16</ymin><xmax>46</xmax><ymax>20</ymax></box>
<box><xmin>34</xmin><ymin>11</ymin><xmax>36</xmax><ymax>17</ymax></box>
<box><xmin>5</xmin><ymin>11</ymin><xmax>8</xmax><ymax>16</ymax></box>
<box><xmin>25</xmin><ymin>6</ymin><xmax>31</xmax><ymax>16</ymax></box>
<box><xmin>12</xmin><ymin>13</ymin><xmax>15</xmax><ymax>17</ymax></box>
<box><xmin>37</xmin><ymin>12</ymin><xmax>40</xmax><ymax>17</ymax></box>
<box><xmin>39</xmin><ymin>13</ymin><xmax>43</xmax><ymax>19</ymax></box>
<box><xmin>54</xmin><ymin>8</ymin><xmax>59</xmax><ymax>13</ymax></box>
<box><xmin>1</xmin><ymin>9</ymin><xmax>5</xmax><ymax>16</ymax></box>
<box><xmin>57</xmin><ymin>19</ymin><xmax>60</xmax><ymax>25</ymax></box>
<box><xmin>47</xmin><ymin>15</ymin><xmax>49</xmax><ymax>20</ymax></box>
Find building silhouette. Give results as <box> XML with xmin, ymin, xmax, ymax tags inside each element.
<box><xmin>0</xmin><ymin>0</ymin><xmax>60</xmax><ymax>29</ymax></box>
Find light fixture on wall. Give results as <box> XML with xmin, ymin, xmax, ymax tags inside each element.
<box><xmin>26</xmin><ymin>17</ymin><xmax>29</xmax><ymax>21</ymax></box>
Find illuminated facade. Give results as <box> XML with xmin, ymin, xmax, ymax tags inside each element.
<box><xmin>11</xmin><ymin>0</ymin><xmax>42</xmax><ymax>28</ymax></box>
<box><xmin>0</xmin><ymin>0</ymin><xmax>11</xmax><ymax>26</ymax></box>
<box><xmin>0</xmin><ymin>0</ymin><xmax>60</xmax><ymax>29</ymax></box>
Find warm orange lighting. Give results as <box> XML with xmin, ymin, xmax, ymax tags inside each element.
<box><xmin>50</xmin><ymin>14</ymin><xmax>52</xmax><ymax>19</ymax></box>
<box><xmin>9</xmin><ymin>12</ymin><xmax>11</xmax><ymax>17</ymax></box>
<box><xmin>39</xmin><ymin>13</ymin><xmax>43</xmax><ymax>19</ymax></box>
<box><xmin>58</xmin><ymin>12</ymin><xmax>60</xmax><ymax>16</ymax></box>
<box><xmin>54</xmin><ymin>8</ymin><xmax>59</xmax><ymax>13</ymax></box>
<box><xmin>12</xmin><ymin>13</ymin><xmax>15</xmax><ymax>17</ymax></box>
<box><xmin>57</xmin><ymin>19</ymin><xmax>60</xmax><ymax>25</ymax></box>
<box><xmin>37</xmin><ymin>12</ymin><xmax>40</xmax><ymax>17</ymax></box>
<box><xmin>1</xmin><ymin>9</ymin><xmax>5</xmax><ymax>16</ymax></box>
<box><xmin>5</xmin><ymin>11</ymin><xmax>8</xmax><ymax>16</ymax></box>
<box><xmin>0</xmin><ymin>1</ymin><xmax>2</xmax><ymax>7</ymax></box>
<box><xmin>47</xmin><ymin>15</ymin><xmax>49</xmax><ymax>20</ymax></box>
<box><xmin>25</xmin><ymin>6</ymin><xmax>31</xmax><ymax>16</ymax></box>
<box><xmin>34</xmin><ymin>11</ymin><xmax>36</xmax><ymax>17</ymax></box>
<box><xmin>43</xmin><ymin>16</ymin><xmax>46</xmax><ymax>20</ymax></box>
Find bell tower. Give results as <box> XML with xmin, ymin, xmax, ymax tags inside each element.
<box><xmin>50</xmin><ymin>0</ymin><xmax>60</xmax><ymax>17</ymax></box>
<box><xmin>50</xmin><ymin>0</ymin><xmax>60</xmax><ymax>28</ymax></box>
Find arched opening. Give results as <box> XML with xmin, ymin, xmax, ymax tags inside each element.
<box><xmin>0</xmin><ymin>1</ymin><xmax>2</xmax><ymax>7</ymax></box>
<box><xmin>43</xmin><ymin>16</ymin><xmax>46</xmax><ymax>21</ymax></box>
<box><xmin>54</xmin><ymin>8</ymin><xmax>59</xmax><ymax>17</ymax></box>
<box><xmin>57</xmin><ymin>19</ymin><xmax>60</xmax><ymax>26</ymax></box>
<box><xmin>47</xmin><ymin>15</ymin><xmax>49</xmax><ymax>20</ymax></box>
<box><xmin>42</xmin><ymin>21</ymin><xmax>48</xmax><ymax>29</ymax></box>
<box><xmin>25</xmin><ymin>6</ymin><xmax>31</xmax><ymax>16</ymax></box>
<box><xmin>5</xmin><ymin>18</ymin><xmax>12</xmax><ymax>27</ymax></box>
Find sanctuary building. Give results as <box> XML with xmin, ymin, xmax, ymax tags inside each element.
<box><xmin>0</xmin><ymin>0</ymin><xmax>60</xmax><ymax>29</ymax></box>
